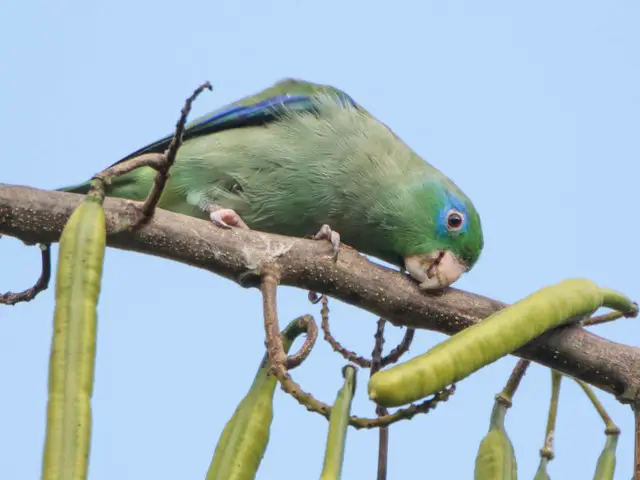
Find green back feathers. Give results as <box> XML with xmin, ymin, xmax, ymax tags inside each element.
<box><xmin>56</xmin><ymin>78</ymin><xmax>484</xmax><ymax>270</ymax></box>
<box><xmin>169</xmin><ymin>92</ymin><xmax>482</xmax><ymax>267</ymax></box>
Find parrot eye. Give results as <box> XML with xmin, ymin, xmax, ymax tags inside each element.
<box><xmin>446</xmin><ymin>209</ymin><xmax>464</xmax><ymax>232</ymax></box>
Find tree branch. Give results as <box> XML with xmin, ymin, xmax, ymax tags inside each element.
<box><xmin>2</xmin><ymin>184</ymin><xmax>640</xmax><ymax>402</ymax></box>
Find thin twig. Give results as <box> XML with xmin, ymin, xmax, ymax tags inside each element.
<box><xmin>320</xmin><ymin>295</ymin><xmax>372</xmax><ymax>368</ymax></box>
<box><xmin>91</xmin><ymin>153</ymin><xmax>166</xmax><ymax>192</ymax></box>
<box><xmin>371</xmin><ymin>319</ymin><xmax>386</xmax><ymax>375</ymax></box>
<box><xmin>0</xmin><ymin>244</ymin><xmax>51</xmax><ymax>305</ymax></box>
<box><xmin>89</xmin><ymin>81</ymin><xmax>213</xmax><ymax>224</ymax></box>
<box><xmin>261</xmin><ymin>264</ymin><xmax>287</xmax><ymax>373</ymax></box>
<box><xmin>497</xmin><ymin>358</ymin><xmax>531</xmax><ymax>406</ymax></box>
<box><xmin>141</xmin><ymin>81</ymin><xmax>212</xmax><ymax>218</ymax></box>
<box><xmin>371</xmin><ymin>318</ymin><xmax>389</xmax><ymax>480</ymax></box>
<box><xmin>572</xmin><ymin>378</ymin><xmax>620</xmax><ymax>434</ymax></box>
<box><xmin>380</xmin><ymin>327</ymin><xmax>415</xmax><ymax>367</ymax></box>
<box><xmin>315</xmin><ymin>293</ymin><xmax>415</xmax><ymax>370</ymax></box>
<box><xmin>275</xmin><ymin>286</ymin><xmax>457</xmax><ymax>428</ymax></box>
<box><xmin>540</xmin><ymin>370</ymin><xmax>562</xmax><ymax>460</ymax></box>
<box><xmin>582</xmin><ymin>308</ymin><xmax>638</xmax><ymax>327</ymax></box>
<box><xmin>284</xmin><ymin>314</ymin><xmax>318</xmax><ymax>370</ymax></box>
<box><xmin>276</xmin><ymin>361</ymin><xmax>455</xmax><ymax>429</ymax></box>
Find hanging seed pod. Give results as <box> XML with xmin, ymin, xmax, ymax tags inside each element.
<box><xmin>42</xmin><ymin>195</ymin><xmax>107</xmax><ymax>480</ymax></box>
<box><xmin>206</xmin><ymin>318</ymin><xmax>310</xmax><ymax>480</ymax></box>
<box><xmin>320</xmin><ymin>365</ymin><xmax>357</xmax><ymax>480</ymax></box>
<box><xmin>474</xmin><ymin>397</ymin><xmax>517</xmax><ymax>480</ymax></box>
<box><xmin>369</xmin><ymin>279</ymin><xmax>636</xmax><ymax>407</ymax></box>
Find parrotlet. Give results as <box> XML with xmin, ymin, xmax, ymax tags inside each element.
<box><xmin>59</xmin><ymin>78</ymin><xmax>484</xmax><ymax>289</ymax></box>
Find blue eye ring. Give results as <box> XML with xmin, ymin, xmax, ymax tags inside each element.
<box><xmin>445</xmin><ymin>209</ymin><xmax>465</xmax><ymax>232</ymax></box>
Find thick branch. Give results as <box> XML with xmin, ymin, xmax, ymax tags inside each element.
<box><xmin>2</xmin><ymin>184</ymin><xmax>640</xmax><ymax>401</ymax></box>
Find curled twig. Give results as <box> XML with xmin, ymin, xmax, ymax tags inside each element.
<box><xmin>274</xmin><ymin>360</ymin><xmax>456</xmax><ymax>429</ymax></box>
<box><xmin>380</xmin><ymin>327</ymin><xmax>415</xmax><ymax>367</ymax></box>
<box><xmin>320</xmin><ymin>295</ymin><xmax>371</xmax><ymax>368</ymax></box>
<box><xmin>285</xmin><ymin>314</ymin><xmax>318</xmax><ymax>370</ymax></box>
<box><xmin>0</xmin><ymin>244</ymin><xmax>51</xmax><ymax>305</ymax></box>
<box><xmin>271</xmin><ymin>285</ymin><xmax>455</xmax><ymax>428</ymax></box>
<box><xmin>318</xmin><ymin>295</ymin><xmax>416</xmax><ymax>370</ymax></box>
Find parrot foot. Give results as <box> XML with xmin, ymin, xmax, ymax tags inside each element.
<box><xmin>313</xmin><ymin>224</ymin><xmax>341</xmax><ymax>262</ymax></box>
<box><xmin>209</xmin><ymin>207</ymin><xmax>249</xmax><ymax>229</ymax></box>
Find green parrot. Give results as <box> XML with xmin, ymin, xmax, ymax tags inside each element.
<box><xmin>59</xmin><ymin>78</ymin><xmax>483</xmax><ymax>289</ymax></box>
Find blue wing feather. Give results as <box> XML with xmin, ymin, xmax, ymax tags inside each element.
<box><xmin>112</xmin><ymin>90</ymin><xmax>358</xmax><ymax>166</ymax></box>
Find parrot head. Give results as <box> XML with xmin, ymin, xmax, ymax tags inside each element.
<box><xmin>398</xmin><ymin>177</ymin><xmax>483</xmax><ymax>290</ymax></box>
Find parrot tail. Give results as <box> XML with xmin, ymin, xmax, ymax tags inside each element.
<box><xmin>57</xmin><ymin>182</ymin><xmax>92</xmax><ymax>194</ymax></box>
<box><xmin>55</xmin><ymin>173</ymin><xmax>152</xmax><ymax>201</ymax></box>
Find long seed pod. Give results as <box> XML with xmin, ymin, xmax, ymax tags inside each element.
<box><xmin>205</xmin><ymin>318</ymin><xmax>310</xmax><ymax>480</ymax></box>
<box><xmin>320</xmin><ymin>365</ymin><xmax>358</xmax><ymax>480</ymax></box>
<box><xmin>41</xmin><ymin>195</ymin><xmax>107</xmax><ymax>480</ymax></box>
<box><xmin>474</xmin><ymin>398</ymin><xmax>517</xmax><ymax>480</ymax></box>
<box><xmin>368</xmin><ymin>279</ymin><xmax>636</xmax><ymax>407</ymax></box>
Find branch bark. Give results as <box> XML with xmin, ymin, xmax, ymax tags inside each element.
<box><xmin>2</xmin><ymin>184</ymin><xmax>639</xmax><ymax>402</ymax></box>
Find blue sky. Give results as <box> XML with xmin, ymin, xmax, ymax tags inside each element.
<box><xmin>2</xmin><ymin>1</ymin><xmax>639</xmax><ymax>478</ymax></box>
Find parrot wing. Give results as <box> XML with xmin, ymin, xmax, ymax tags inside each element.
<box><xmin>113</xmin><ymin>78</ymin><xmax>358</xmax><ymax>166</ymax></box>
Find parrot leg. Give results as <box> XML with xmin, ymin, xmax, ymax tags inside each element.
<box><xmin>306</xmin><ymin>224</ymin><xmax>341</xmax><ymax>302</ymax></box>
<box><xmin>209</xmin><ymin>205</ymin><xmax>249</xmax><ymax>229</ymax></box>
<box><xmin>313</xmin><ymin>224</ymin><xmax>341</xmax><ymax>262</ymax></box>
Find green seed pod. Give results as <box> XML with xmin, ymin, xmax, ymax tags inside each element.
<box><xmin>205</xmin><ymin>319</ymin><xmax>309</xmax><ymax>480</ymax></box>
<box><xmin>320</xmin><ymin>365</ymin><xmax>357</xmax><ymax>480</ymax></box>
<box><xmin>474</xmin><ymin>399</ymin><xmax>517</xmax><ymax>480</ymax></box>
<box><xmin>533</xmin><ymin>457</ymin><xmax>551</xmax><ymax>480</ymax></box>
<box><xmin>369</xmin><ymin>279</ymin><xmax>634</xmax><ymax>407</ymax></box>
<box><xmin>592</xmin><ymin>433</ymin><xmax>618</xmax><ymax>480</ymax></box>
<box><xmin>42</xmin><ymin>196</ymin><xmax>107</xmax><ymax>480</ymax></box>
<box><xmin>598</xmin><ymin>288</ymin><xmax>637</xmax><ymax>314</ymax></box>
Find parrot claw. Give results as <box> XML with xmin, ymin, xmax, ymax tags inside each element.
<box><xmin>313</xmin><ymin>224</ymin><xmax>341</xmax><ymax>262</ymax></box>
<box><xmin>209</xmin><ymin>207</ymin><xmax>249</xmax><ymax>229</ymax></box>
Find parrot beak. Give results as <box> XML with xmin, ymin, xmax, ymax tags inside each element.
<box><xmin>404</xmin><ymin>251</ymin><xmax>467</xmax><ymax>290</ymax></box>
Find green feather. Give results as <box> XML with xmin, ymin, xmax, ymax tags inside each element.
<box><xmin>58</xmin><ymin>78</ymin><xmax>484</xmax><ymax>272</ymax></box>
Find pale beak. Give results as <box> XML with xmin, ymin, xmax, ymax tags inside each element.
<box><xmin>404</xmin><ymin>251</ymin><xmax>467</xmax><ymax>290</ymax></box>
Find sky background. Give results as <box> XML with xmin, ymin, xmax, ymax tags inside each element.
<box><xmin>1</xmin><ymin>1</ymin><xmax>639</xmax><ymax>478</ymax></box>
